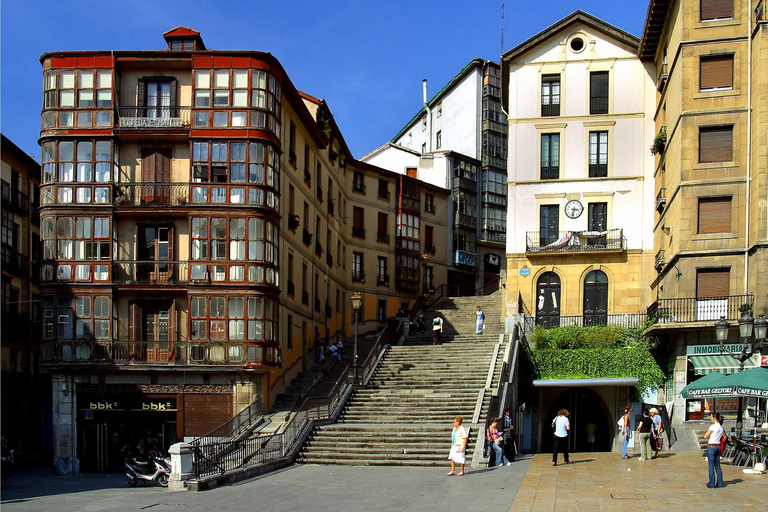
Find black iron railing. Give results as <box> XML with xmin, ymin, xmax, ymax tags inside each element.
<box><xmin>116</xmin><ymin>107</ymin><xmax>191</xmax><ymax>128</ymax></box>
<box><xmin>112</xmin><ymin>261</ymin><xmax>189</xmax><ymax>284</ymax></box>
<box><xmin>541</xmin><ymin>103</ymin><xmax>560</xmax><ymax>117</ymax></box>
<box><xmin>288</xmin><ymin>214</ymin><xmax>300</xmax><ymax>231</ymax></box>
<box><xmin>541</xmin><ymin>165</ymin><xmax>559</xmax><ymax>180</ymax></box>
<box><xmin>302</xmin><ymin>230</ymin><xmax>312</xmax><ymax>246</ymax></box>
<box><xmin>40</xmin><ymin>340</ymin><xmax>281</xmax><ymax>367</ymax></box>
<box><xmin>590</xmin><ymin>96</ymin><xmax>608</xmax><ymax>115</ymax></box>
<box><xmin>656</xmin><ymin>63</ymin><xmax>669</xmax><ymax>91</ymax></box>
<box><xmin>378</xmin><ymin>190</ymin><xmax>390</xmax><ymax>201</ymax></box>
<box><xmin>526</xmin><ymin>229</ymin><xmax>625</xmax><ymax>253</ymax></box>
<box><xmin>534</xmin><ymin>313</ymin><xmax>647</xmax><ymax>329</ymax></box>
<box><xmin>115</xmin><ymin>183</ymin><xmax>189</xmax><ymax>206</ymax></box>
<box><xmin>191</xmin><ymin>397</ymin><xmax>264</xmax><ymax>447</ymax></box>
<box><xmin>352</xmin><ymin>271</ymin><xmax>365</xmax><ymax>282</ymax></box>
<box><xmin>376</xmin><ymin>233</ymin><xmax>390</xmax><ymax>244</ymax></box>
<box><xmin>589</xmin><ymin>163</ymin><xmax>607</xmax><ymax>177</ymax></box>
<box><xmin>352</xmin><ymin>228</ymin><xmax>366</xmax><ymax>239</ymax></box>
<box><xmin>656</xmin><ymin>188</ymin><xmax>667</xmax><ymax>212</ymax></box>
<box><xmin>352</xmin><ymin>183</ymin><xmax>366</xmax><ymax>194</ymax></box>
<box><xmin>424</xmin><ymin>203</ymin><xmax>436</xmax><ymax>213</ymax></box>
<box><xmin>646</xmin><ymin>295</ymin><xmax>753</xmax><ymax>324</ymax></box>
<box><xmin>655</xmin><ymin>249</ymin><xmax>666</xmax><ymax>270</ymax></box>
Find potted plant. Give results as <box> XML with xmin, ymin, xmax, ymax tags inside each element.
<box><xmin>739</xmin><ymin>303</ymin><xmax>753</xmax><ymax>317</ymax></box>
<box><xmin>650</xmin><ymin>128</ymin><xmax>666</xmax><ymax>156</ymax></box>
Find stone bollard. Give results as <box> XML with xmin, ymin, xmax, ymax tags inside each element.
<box><xmin>169</xmin><ymin>442</ymin><xmax>194</xmax><ymax>491</ymax></box>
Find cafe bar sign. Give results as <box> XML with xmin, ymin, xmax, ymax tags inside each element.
<box><xmin>686</xmin><ymin>344</ymin><xmax>752</xmax><ymax>356</ymax></box>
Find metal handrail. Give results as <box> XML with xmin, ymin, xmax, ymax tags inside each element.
<box><xmin>646</xmin><ymin>294</ymin><xmax>754</xmax><ymax>324</ymax></box>
<box><xmin>190</xmin><ymin>397</ymin><xmax>264</xmax><ymax>447</ymax></box>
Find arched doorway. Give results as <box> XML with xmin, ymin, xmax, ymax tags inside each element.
<box><xmin>583</xmin><ymin>270</ymin><xmax>608</xmax><ymax>326</ymax></box>
<box><xmin>541</xmin><ymin>388</ymin><xmax>613</xmax><ymax>454</ymax></box>
<box><xmin>536</xmin><ymin>272</ymin><xmax>561</xmax><ymax>328</ymax></box>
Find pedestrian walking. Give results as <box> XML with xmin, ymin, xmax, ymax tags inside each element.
<box><xmin>1</xmin><ymin>436</ymin><xmax>14</xmax><ymax>488</ymax></box>
<box><xmin>586</xmin><ymin>422</ymin><xmax>597</xmax><ymax>452</ymax></box>
<box><xmin>475</xmin><ymin>306</ymin><xmax>485</xmax><ymax>335</ymax></box>
<box><xmin>618</xmin><ymin>405</ymin><xmax>632</xmax><ymax>459</ymax></box>
<box><xmin>552</xmin><ymin>408</ymin><xmax>570</xmax><ymax>466</ymax></box>
<box><xmin>432</xmin><ymin>313</ymin><xmax>444</xmax><ymax>345</ymax></box>
<box><xmin>703</xmin><ymin>412</ymin><xmax>725</xmax><ymax>488</ymax></box>
<box><xmin>637</xmin><ymin>409</ymin><xmax>653</xmax><ymax>461</ymax></box>
<box><xmin>447</xmin><ymin>416</ymin><xmax>468</xmax><ymax>476</ymax></box>
<box><xmin>650</xmin><ymin>407</ymin><xmax>663</xmax><ymax>458</ymax></box>
<box><xmin>487</xmin><ymin>418</ymin><xmax>510</xmax><ymax>467</ymax></box>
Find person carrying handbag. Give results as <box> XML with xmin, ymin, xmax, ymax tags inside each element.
<box><xmin>487</xmin><ymin>418</ymin><xmax>510</xmax><ymax>467</ymax></box>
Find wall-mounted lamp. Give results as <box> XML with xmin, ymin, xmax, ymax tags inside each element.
<box><xmin>61</xmin><ymin>381</ymin><xmax>70</xmax><ymax>396</ymax></box>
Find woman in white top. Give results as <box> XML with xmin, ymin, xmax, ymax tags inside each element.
<box><xmin>703</xmin><ymin>412</ymin><xmax>725</xmax><ymax>488</ymax></box>
<box><xmin>552</xmin><ymin>408</ymin><xmax>570</xmax><ymax>466</ymax></box>
<box><xmin>447</xmin><ymin>416</ymin><xmax>468</xmax><ymax>476</ymax></box>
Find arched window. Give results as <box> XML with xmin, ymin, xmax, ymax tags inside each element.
<box><xmin>583</xmin><ymin>270</ymin><xmax>608</xmax><ymax>326</ymax></box>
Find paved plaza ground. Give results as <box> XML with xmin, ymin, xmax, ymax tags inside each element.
<box><xmin>0</xmin><ymin>451</ymin><xmax>765</xmax><ymax>511</ymax></box>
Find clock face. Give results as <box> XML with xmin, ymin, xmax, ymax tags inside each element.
<box><xmin>565</xmin><ymin>200</ymin><xmax>583</xmax><ymax>219</ymax></box>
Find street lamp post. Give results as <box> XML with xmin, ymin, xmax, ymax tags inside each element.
<box><xmin>351</xmin><ymin>292</ymin><xmax>362</xmax><ymax>382</ymax></box>
<box><xmin>714</xmin><ymin>313</ymin><xmax>768</xmax><ymax>435</ymax></box>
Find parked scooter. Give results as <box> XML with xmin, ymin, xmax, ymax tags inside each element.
<box><xmin>125</xmin><ymin>451</ymin><xmax>171</xmax><ymax>487</ymax></box>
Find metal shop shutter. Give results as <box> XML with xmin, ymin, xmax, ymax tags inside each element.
<box><xmin>183</xmin><ymin>393</ymin><xmax>232</xmax><ymax>437</ymax></box>
<box><xmin>699</xmin><ymin>126</ymin><xmax>733</xmax><ymax>163</ymax></box>
<box><xmin>696</xmin><ymin>268</ymin><xmax>730</xmax><ymax>298</ymax></box>
<box><xmin>700</xmin><ymin>55</ymin><xmax>733</xmax><ymax>90</ymax></box>
<box><xmin>698</xmin><ymin>196</ymin><xmax>732</xmax><ymax>234</ymax></box>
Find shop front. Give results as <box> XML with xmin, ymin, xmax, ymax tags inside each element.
<box><xmin>684</xmin><ymin>343</ymin><xmax>757</xmax><ymax>421</ymax></box>
<box><xmin>77</xmin><ymin>392</ymin><xmax>180</xmax><ymax>473</ymax></box>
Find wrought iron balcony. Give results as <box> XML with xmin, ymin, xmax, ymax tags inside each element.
<box><xmin>656</xmin><ymin>188</ymin><xmax>666</xmax><ymax>213</ymax></box>
<box><xmin>377</xmin><ymin>274</ymin><xmax>389</xmax><ymax>286</ymax></box>
<box><xmin>378</xmin><ymin>190</ymin><xmax>390</xmax><ymax>201</ymax></box>
<box><xmin>40</xmin><ymin>340</ymin><xmax>281</xmax><ymax>368</ymax></box>
<box><xmin>424</xmin><ymin>203</ymin><xmax>436</xmax><ymax>213</ymax></box>
<box><xmin>302</xmin><ymin>230</ymin><xmax>313</xmax><ymax>247</ymax></box>
<box><xmin>541</xmin><ymin>165</ymin><xmax>559</xmax><ymax>180</ymax></box>
<box><xmin>646</xmin><ymin>295</ymin><xmax>753</xmax><ymax>325</ymax></box>
<box><xmin>455</xmin><ymin>212</ymin><xmax>476</xmax><ymax>229</ymax></box>
<box><xmin>534</xmin><ymin>313</ymin><xmax>647</xmax><ymax>330</ymax></box>
<box><xmin>352</xmin><ymin>227</ymin><xmax>366</xmax><ymax>239</ymax></box>
<box><xmin>425</xmin><ymin>245</ymin><xmax>436</xmax><ymax>255</ymax></box>
<box><xmin>288</xmin><ymin>214</ymin><xmax>300</xmax><ymax>231</ymax></box>
<box><xmin>656</xmin><ymin>63</ymin><xmax>669</xmax><ymax>92</ymax></box>
<box><xmin>589</xmin><ymin>163</ymin><xmax>608</xmax><ymax>178</ymax></box>
<box><xmin>115</xmin><ymin>183</ymin><xmax>189</xmax><ymax>207</ymax></box>
<box><xmin>112</xmin><ymin>261</ymin><xmax>189</xmax><ymax>285</ymax></box>
<box><xmin>590</xmin><ymin>96</ymin><xmax>608</xmax><ymax>115</ymax></box>
<box><xmin>352</xmin><ymin>271</ymin><xmax>365</xmax><ymax>283</ymax></box>
<box><xmin>526</xmin><ymin>229</ymin><xmax>625</xmax><ymax>254</ymax></box>
<box><xmin>541</xmin><ymin>103</ymin><xmax>560</xmax><ymax>117</ymax></box>
<box><xmin>352</xmin><ymin>183</ymin><xmax>366</xmax><ymax>195</ymax></box>
<box><xmin>655</xmin><ymin>249</ymin><xmax>666</xmax><ymax>271</ymax></box>
<box><xmin>116</xmin><ymin>107</ymin><xmax>191</xmax><ymax>129</ymax></box>
<box><xmin>377</xmin><ymin>233</ymin><xmax>390</xmax><ymax>244</ymax></box>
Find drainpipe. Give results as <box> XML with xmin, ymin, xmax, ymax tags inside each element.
<box><xmin>423</xmin><ymin>79</ymin><xmax>431</xmax><ymax>153</ymax></box>
<box><xmin>745</xmin><ymin>8</ymin><xmax>752</xmax><ymax>296</ymax></box>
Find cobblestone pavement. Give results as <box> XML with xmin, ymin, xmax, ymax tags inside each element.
<box><xmin>0</xmin><ymin>457</ymin><xmax>532</xmax><ymax>512</ymax></box>
<box><xmin>510</xmin><ymin>451</ymin><xmax>767</xmax><ymax>512</ymax></box>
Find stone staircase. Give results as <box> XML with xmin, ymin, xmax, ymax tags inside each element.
<box><xmin>296</xmin><ymin>292</ymin><xmax>506</xmax><ymax>466</ymax></box>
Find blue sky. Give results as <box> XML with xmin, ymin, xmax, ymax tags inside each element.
<box><xmin>1</xmin><ymin>1</ymin><xmax>649</xmax><ymax>161</ymax></box>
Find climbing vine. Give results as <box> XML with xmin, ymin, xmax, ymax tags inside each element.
<box><xmin>525</xmin><ymin>324</ymin><xmax>665</xmax><ymax>395</ymax></box>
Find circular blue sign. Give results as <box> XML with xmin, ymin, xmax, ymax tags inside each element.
<box><xmin>519</xmin><ymin>268</ymin><xmax>531</xmax><ymax>277</ymax></box>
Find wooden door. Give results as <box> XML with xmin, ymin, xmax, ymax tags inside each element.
<box><xmin>583</xmin><ymin>270</ymin><xmax>608</xmax><ymax>326</ymax></box>
<box><xmin>536</xmin><ymin>272</ymin><xmax>561</xmax><ymax>328</ymax></box>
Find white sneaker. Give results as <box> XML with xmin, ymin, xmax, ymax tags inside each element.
<box><xmin>505</xmin><ymin>462</ymin><xmax>512</xmax><ymax>466</ymax></box>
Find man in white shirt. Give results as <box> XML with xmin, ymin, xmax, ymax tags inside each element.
<box><xmin>552</xmin><ymin>409</ymin><xmax>570</xmax><ymax>466</ymax></box>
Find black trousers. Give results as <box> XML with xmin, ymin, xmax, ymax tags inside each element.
<box><xmin>553</xmin><ymin>435</ymin><xmax>569</xmax><ymax>464</ymax></box>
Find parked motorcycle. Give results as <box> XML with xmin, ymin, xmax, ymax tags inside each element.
<box><xmin>125</xmin><ymin>451</ymin><xmax>171</xmax><ymax>487</ymax></box>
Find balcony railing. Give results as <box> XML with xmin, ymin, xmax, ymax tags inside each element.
<box><xmin>302</xmin><ymin>230</ymin><xmax>313</xmax><ymax>247</ymax></box>
<box><xmin>288</xmin><ymin>214</ymin><xmax>300</xmax><ymax>231</ymax></box>
<box><xmin>40</xmin><ymin>340</ymin><xmax>281</xmax><ymax>368</ymax></box>
<box><xmin>526</xmin><ymin>229</ymin><xmax>625</xmax><ymax>253</ymax></box>
<box><xmin>455</xmin><ymin>212</ymin><xmax>476</xmax><ymax>229</ymax></box>
<box><xmin>656</xmin><ymin>63</ymin><xmax>669</xmax><ymax>92</ymax></box>
<box><xmin>352</xmin><ymin>271</ymin><xmax>365</xmax><ymax>283</ymax></box>
<box><xmin>655</xmin><ymin>249</ymin><xmax>666</xmax><ymax>270</ymax></box>
<box><xmin>352</xmin><ymin>227</ymin><xmax>366</xmax><ymax>239</ymax></box>
<box><xmin>541</xmin><ymin>165</ymin><xmax>559</xmax><ymax>180</ymax></box>
<box><xmin>116</xmin><ymin>107</ymin><xmax>191</xmax><ymax>129</ymax></box>
<box><xmin>424</xmin><ymin>203</ymin><xmax>436</xmax><ymax>213</ymax></box>
<box><xmin>656</xmin><ymin>188</ymin><xmax>666</xmax><ymax>213</ymax></box>
<box><xmin>378</xmin><ymin>190</ymin><xmax>390</xmax><ymax>201</ymax></box>
<box><xmin>425</xmin><ymin>245</ymin><xmax>436</xmax><ymax>255</ymax></box>
<box><xmin>646</xmin><ymin>295</ymin><xmax>753</xmax><ymax>325</ymax></box>
<box><xmin>115</xmin><ymin>183</ymin><xmax>189</xmax><ymax>207</ymax></box>
<box><xmin>377</xmin><ymin>274</ymin><xmax>389</xmax><ymax>286</ymax></box>
<box><xmin>376</xmin><ymin>233</ymin><xmax>390</xmax><ymax>244</ymax></box>
<box><xmin>352</xmin><ymin>183</ymin><xmax>366</xmax><ymax>194</ymax></box>
<box><xmin>113</xmin><ymin>261</ymin><xmax>189</xmax><ymax>285</ymax></box>
<box><xmin>534</xmin><ymin>313</ymin><xmax>647</xmax><ymax>329</ymax></box>
<box><xmin>590</xmin><ymin>96</ymin><xmax>608</xmax><ymax>115</ymax></box>
<box><xmin>541</xmin><ymin>103</ymin><xmax>560</xmax><ymax>117</ymax></box>
<box><xmin>589</xmin><ymin>163</ymin><xmax>607</xmax><ymax>178</ymax></box>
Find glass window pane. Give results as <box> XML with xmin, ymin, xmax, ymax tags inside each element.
<box><xmin>79</xmin><ymin>71</ymin><xmax>93</xmax><ymax>88</ymax></box>
<box><xmin>60</xmin><ymin>90</ymin><xmax>75</xmax><ymax>107</ymax></box>
<box><xmin>195</xmin><ymin>90</ymin><xmax>210</xmax><ymax>107</ymax></box>
<box><xmin>97</xmin><ymin>71</ymin><xmax>111</xmax><ymax>88</ymax></box>
<box><xmin>232</xmin><ymin>90</ymin><xmax>247</xmax><ymax>107</ymax></box>
<box><xmin>195</xmin><ymin>72</ymin><xmax>210</xmax><ymax>89</ymax></box>
<box><xmin>61</xmin><ymin>71</ymin><xmax>75</xmax><ymax>88</ymax></box>
<box><xmin>214</xmin><ymin>70</ymin><xmax>229</xmax><ymax>88</ymax></box>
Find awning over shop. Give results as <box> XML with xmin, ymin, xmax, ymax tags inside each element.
<box><xmin>690</xmin><ymin>355</ymin><xmax>756</xmax><ymax>375</ymax></box>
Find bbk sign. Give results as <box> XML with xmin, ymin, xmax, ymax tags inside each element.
<box><xmin>89</xmin><ymin>401</ymin><xmax>121</xmax><ymax>411</ymax></box>
<box><xmin>139</xmin><ymin>401</ymin><xmax>176</xmax><ymax>412</ymax></box>
<box><xmin>686</xmin><ymin>344</ymin><xmax>752</xmax><ymax>356</ymax></box>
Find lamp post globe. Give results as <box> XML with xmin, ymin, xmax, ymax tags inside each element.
<box><xmin>715</xmin><ymin>317</ymin><xmax>730</xmax><ymax>349</ymax></box>
<box><xmin>753</xmin><ymin>314</ymin><xmax>768</xmax><ymax>343</ymax></box>
<box><xmin>738</xmin><ymin>312</ymin><xmax>754</xmax><ymax>340</ymax></box>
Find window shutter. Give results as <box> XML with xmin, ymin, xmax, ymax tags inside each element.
<box><xmin>169</xmin><ymin>79</ymin><xmax>178</xmax><ymax>117</ymax></box>
<box><xmin>137</xmin><ymin>80</ymin><xmax>146</xmax><ymax>108</ymax></box>
<box><xmin>168</xmin><ymin>300</ymin><xmax>176</xmax><ymax>342</ymax></box>
<box><xmin>701</xmin><ymin>0</ymin><xmax>733</xmax><ymax>20</ymax></box>
<box><xmin>183</xmin><ymin>394</ymin><xmax>232</xmax><ymax>436</ymax></box>
<box><xmin>129</xmin><ymin>302</ymin><xmax>143</xmax><ymax>341</ymax></box>
<box><xmin>700</xmin><ymin>55</ymin><xmax>733</xmax><ymax>90</ymax></box>
<box><xmin>698</xmin><ymin>197</ymin><xmax>732</xmax><ymax>233</ymax></box>
<box><xmin>699</xmin><ymin>126</ymin><xmax>733</xmax><ymax>163</ymax></box>
<box><xmin>696</xmin><ymin>268</ymin><xmax>730</xmax><ymax>298</ymax></box>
